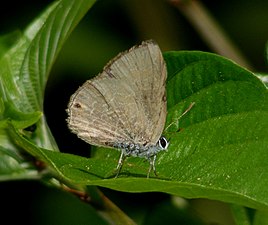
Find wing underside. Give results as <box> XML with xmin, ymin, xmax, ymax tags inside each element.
<box><xmin>67</xmin><ymin>40</ymin><xmax>167</xmax><ymax>148</ymax></box>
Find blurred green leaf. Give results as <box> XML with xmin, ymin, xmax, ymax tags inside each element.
<box><xmin>0</xmin><ymin>145</ymin><xmax>39</xmax><ymax>181</ymax></box>
<box><xmin>0</xmin><ymin>31</ymin><xmax>21</xmax><ymax>58</ymax></box>
<box><xmin>254</xmin><ymin>210</ymin><xmax>268</xmax><ymax>225</ymax></box>
<box><xmin>0</xmin><ymin>0</ymin><xmax>97</xmax><ymax>181</ymax></box>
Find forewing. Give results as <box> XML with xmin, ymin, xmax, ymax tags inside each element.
<box><xmin>102</xmin><ymin>40</ymin><xmax>167</xmax><ymax>145</ymax></box>
<box><xmin>67</xmin><ymin>40</ymin><xmax>167</xmax><ymax>147</ymax></box>
<box><xmin>67</xmin><ymin>80</ymin><xmax>130</xmax><ymax>148</ymax></box>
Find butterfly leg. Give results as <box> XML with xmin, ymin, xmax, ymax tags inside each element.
<box><xmin>115</xmin><ymin>150</ymin><xmax>126</xmax><ymax>178</ymax></box>
<box><xmin>147</xmin><ymin>155</ymin><xmax>157</xmax><ymax>178</ymax></box>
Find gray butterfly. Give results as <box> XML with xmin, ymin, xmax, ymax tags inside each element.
<box><xmin>67</xmin><ymin>40</ymin><xmax>169</xmax><ymax>178</ymax></box>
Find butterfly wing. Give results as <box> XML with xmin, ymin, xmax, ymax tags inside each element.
<box><xmin>67</xmin><ymin>40</ymin><xmax>167</xmax><ymax>148</ymax></box>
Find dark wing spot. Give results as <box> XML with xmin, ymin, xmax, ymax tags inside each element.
<box><xmin>74</xmin><ymin>103</ymin><xmax>82</xmax><ymax>108</ymax></box>
<box><xmin>162</xmin><ymin>94</ymin><xmax>166</xmax><ymax>102</ymax></box>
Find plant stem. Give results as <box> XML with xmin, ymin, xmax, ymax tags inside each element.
<box><xmin>63</xmin><ymin>185</ymin><xmax>137</xmax><ymax>225</ymax></box>
<box><xmin>169</xmin><ymin>0</ymin><xmax>253</xmax><ymax>70</ymax></box>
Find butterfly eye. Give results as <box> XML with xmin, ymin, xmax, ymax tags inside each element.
<box><xmin>158</xmin><ymin>137</ymin><xmax>169</xmax><ymax>150</ymax></box>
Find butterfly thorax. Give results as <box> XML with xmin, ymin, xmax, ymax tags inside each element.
<box><xmin>113</xmin><ymin>136</ymin><xmax>169</xmax><ymax>159</ymax></box>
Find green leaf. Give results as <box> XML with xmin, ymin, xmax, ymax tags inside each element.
<box><xmin>0</xmin><ymin>0</ymin><xmax>97</xmax><ymax>181</ymax></box>
<box><xmin>0</xmin><ymin>2</ymin><xmax>58</xmax><ymax>114</ymax></box>
<box><xmin>0</xmin><ymin>103</ymin><xmax>42</xmax><ymax>129</ymax></box>
<box><xmin>0</xmin><ymin>0</ymin><xmax>96</xmax><ymax>114</ymax></box>
<box><xmin>0</xmin><ymin>31</ymin><xmax>21</xmax><ymax>58</ymax></box>
<box><xmin>10</xmin><ymin>50</ymin><xmax>268</xmax><ymax>210</ymax></box>
<box><xmin>256</xmin><ymin>74</ymin><xmax>268</xmax><ymax>88</ymax></box>
<box><xmin>0</xmin><ymin>0</ymin><xmax>97</xmax><ymax>149</ymax></box>
<box><xmin>9</xmin><ymin>52</ymin><xmax>268</xmax><ymax>209</ymax></box>
<box><xmin>254</xmin><ymin>210</ymin><xmax>268</xmax><ymax>225</ymax></box>
<box><xmin>0</xmin><ymin>145</ymin><xmax>40</xmax><ymax>181</ymax></box>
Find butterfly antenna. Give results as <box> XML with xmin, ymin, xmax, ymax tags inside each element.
<box><xmin>165</xmin><ymin>102</ymin><xmax>195</xmax><ymax>132</ymax></box>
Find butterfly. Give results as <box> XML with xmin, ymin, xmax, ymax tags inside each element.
<box><xmin>67</xmin><ymin>40</ymin><xmax>169</xmax><ymax>178</ymax></box>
